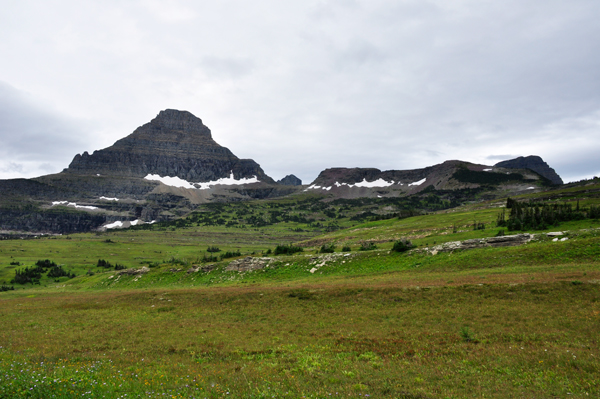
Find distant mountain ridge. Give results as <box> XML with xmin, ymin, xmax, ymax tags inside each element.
<box><xmin>0</xmin><ymin>108</ymin><xmax>565</xmax><ymax>234</ymax></box>
<box><xmin>306</xmin><ymin>158</ymin><xmax>559</xmax><ymax>199</ymax></box>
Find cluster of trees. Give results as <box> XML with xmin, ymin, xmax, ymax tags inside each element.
<box><xmin>274</xmin><ymin>244</ymin><xmax>304</xmax><ymax>255</ymax></box>
<box><xmin>497</xmin><ymin>198</ymin><xmax>600</xmax><ymax>231</ymax></box>
<box><xmin>1</xmin><ymin>285</ymin><xmax>15</xmax><ymax>292</ymax></box>
<box><xmin>97</xmin><ymin>259</ymin><xmax>126</xmax><ymax>270</ymax></box>
<box><xmin>11</xmin><ymin>259</ymin><xmax>75</xmax><ymax>284</ymax></box>
<box><xmin>201</xmin><ymin>249</ymin><xmax>243</xmax><ymax>262</ymax></box>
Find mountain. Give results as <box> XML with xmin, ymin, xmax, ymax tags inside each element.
<box><xmin>277</xmin><ymin>175</ymin><xmax>302</xmax><ymax>186</ymax></box>
<box><xmin>65</xmin><ymin>109</ymin><xmax>274</xmax><ymax>183</ymax></box>
<box><xmin>306</xmin><ymin>159</ymin><xmax>559</xmax><ymax>199</ymax></box>
<box><xmin>494</xmin><ymin>155</ymin><xmax>563</xmax><ymax>185</ymax></box>
<box><xmin>0</xmin><ymin>110</ymin><xmax>298</xmax><ymax>233</ymax></box>
<box><xmin>0</xmin><ymin>109</ymin><xmax>566</xmax><ymax>234</ymax></box>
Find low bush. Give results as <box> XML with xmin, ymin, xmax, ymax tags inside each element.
<box><xmin>319</xmin><ymin>244</ymin><xmax>336</xmax><ymax>253</ymax></box>
<box><xmin>391</xmin><ymin>239</ymin><xmax>413</xmax><ymax>253</ymax></box>
<box><xmin>359</xmin><ymin>242</ymin><xmax>377</xmax><ymax>251</ymax></box>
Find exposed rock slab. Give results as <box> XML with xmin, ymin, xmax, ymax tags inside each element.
<box><xmin>225</xmin><ymin>256</ymin><xmax>273</xmax><ymax>272</ymax></box>
<box><xmin>423</xmin><ymin>233</ymin><xmax>534</xmax><ymax>254</ymax></box>
<box><xmin>117</xmin><ymin>266</ymin><xmax>150</xmax><ymax>275</ymax></box>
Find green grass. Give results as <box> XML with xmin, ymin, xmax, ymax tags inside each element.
<box><xmin>1</xmin><ymin>278</ymin><xmax>599</xmax><ymax>398</ymax></box>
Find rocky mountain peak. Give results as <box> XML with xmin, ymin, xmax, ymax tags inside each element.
<box><xmin>277</xmin><ymin>175</ymin><xmax>302</xmax><ymax>186</ymax></box>
<box><xmin>64</xmin><ymin>109</ymin><xmax>274</xmax><ymax>184</ymax></box>
<box><xmin>494</xmin><ymin>155</ymin><xmax>563</xmax><ymax>185</ymax></box>
<box><xmin>150</xmin><ymin>109</ymin><xmax>212</xmax><ymax>138</ymax></box>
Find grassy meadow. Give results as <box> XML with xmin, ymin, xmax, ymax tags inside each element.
<box><xmin>1</xmin><ymin>182</ymin><xmax>600</xmax><ymax>398</ymax></box>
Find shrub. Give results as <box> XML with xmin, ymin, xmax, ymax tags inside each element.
<box><xmin>47</xmin><ymin>265</ymin><xmax>75</xmax><ymax>279</ymax></box>
<box><xmin>391</xmin><ymin>239</ymin><xmax>413</xmax><ymax>253</ymax></box>
<box><xmin>220</xmin><ymin>250</ymin><xmax>242</xmax><ymax>260</ymax></box>
<box><xmin>35</xmin><ymin>259</ymin><xmax>57</xmax><ymax>269</ymax></box>
<box><xmin>11</xmin><ymin>266</ymin><xmax>43</xmax><ymax>285</ymax></box>
<box><xmin>97</xmin><ymin>259</ymin><xmax>112</xmax><ymax>268</ymax></box>
<box><xmin>207</xmin><ymin>246</ymin><xmax>221</xmax><ymax>253</ymax></box>
<box><xmin>319</xmin><ymin>244</ymin><xmax>336</xmax><ymax>253</ymax></box>
<box><xmin>341</xmin><ymin>245</ymin><xmax>351</xmax><ymax>252</ymax></box>
<box><xmin>274</xmin><ymin>244</ymin><xmax>304</xmax><ymax>255</ymax></box>
<box><xmin>359</xmin><ymin>242</ymin><xmax>377</xmax><ymax>251</ymax></box>
<box><xmin>460</xmin><ymin>326</ymin><xmax>477</xmax><ymax>343</ymax></box>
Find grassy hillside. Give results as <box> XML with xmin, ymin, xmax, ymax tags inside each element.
<box><xmin>1</xmin><ymin>181</ymin><xmax>599</xmax><ymax>398</ymax></box>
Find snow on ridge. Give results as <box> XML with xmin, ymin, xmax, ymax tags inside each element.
<box><xmin>307</xmin><ymin>179</ymin><xmax>394</xmax><ymax>191</ymax></box>
<box><xmin>144</xmin><ymin>172</ymin><xmax>259</xmax><ymax>190</ymax></box>
<box><xmin>52</xmin><ymin>201</ymin><xmax>98</xmax><ymax>210</ymax></box>
<box><xmin>104</xmin><ymin>219</ymin><xmax>156</xmax><ymax>230</ymax></box>
<box><xmin>408</xmin><ymin>178</ymin><xmax>426</xmax><ymax>186</ymax></box>
<box><xmin>483</xmin><ymin>168</ymin><xmax>492</xmax><ymax>172</ymax></box>
<box><xmin>105</xmin><ymin>221</ymin><xmax>123</xmax><ymax>229</ymax></box>
<box><xmin>144</xmin><ymin>174</ymin><xmax>195</xmax><ymax>189</ymax></box>
<box><xmin>99</xmin><ymin>196</ymin><xmax>119</xmax><ymax>201</ymax></box>
<box><xmin>195</xmin><ymin>173</ymin><xmax>259</xmax><ymax>189</ymax></box>
<box><xmin>351</xmin><ymin>178</ymin><xmax>394</xmax><ymax>188</ymax></box>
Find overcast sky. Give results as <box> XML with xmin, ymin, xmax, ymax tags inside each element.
<box><xmin>1</xmin><ymin>0</ymin><xmax>599</xmax><ymax>184</ymax></box>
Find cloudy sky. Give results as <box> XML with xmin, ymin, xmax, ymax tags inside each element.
<box><xmin>1</xmin><ymin>0</ymin><xmax>599</xmax><ymax>183</ymax></box>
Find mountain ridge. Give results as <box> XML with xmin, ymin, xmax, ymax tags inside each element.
<box><xmin>0</xmin><ymin>109</ymin><xmax>565</xmax><ymax>233</ymax></box>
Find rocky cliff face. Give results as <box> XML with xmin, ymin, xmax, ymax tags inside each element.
<box><xmin>65</xmin><ymin>109</ymin><xmax>274</xmax><ymax>183</ymax></box>
<box><xmin>494</xmin><ymin>156</ymin><xmax>563</xmax><ymax>185</ymax></box>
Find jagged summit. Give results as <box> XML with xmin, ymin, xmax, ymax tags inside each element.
<box><xmin>151</xmin><ymin>109</ymin><xmax>212</xmax><ymax>137</ymax></box>
<box><xmin>65</xmin><ymin>109</ymin><xmax>274</xmax><ymax>183</ymax></box>
<box><xmin>494</xmin><ymin>155</ymin><xmax>563</xmax><ymax>185</ymax></box>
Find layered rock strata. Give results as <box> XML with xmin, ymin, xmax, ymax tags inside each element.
<box><xmin>65</xmin><ymin>109</ymin><xmax>274</xmax><ymax>183</ymax></box>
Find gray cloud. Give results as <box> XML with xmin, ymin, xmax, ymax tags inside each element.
<box><xmin>0</xmin><ymin>82</ymin><xmax>88</xmax><ymax>179</ymax></box>
<box><xmin>0</xmin><ymin>0</ymin><xmax>599</xmax><ymax>183</ymax></box>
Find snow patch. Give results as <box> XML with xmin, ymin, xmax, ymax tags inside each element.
<box><xmin>305</xmin><ymin>185</ymin><xmax>322</xmax><ymax>191</ymax></box>
<box><xmin>306</xmin><ymin>178</ymin><xmax>394</xmax><ymax>191</ymax></box>
<box><xmin>351</xmin><ymin>178</ymin><xmax>394</xmax><ymax>188</ymax></box>
<box><xmin>483</xmin><ymin>169</ymin><xmax>492</xmax><ymax>172</ymax></box>
<box><xmin>52</xmin><ymin>201</ymin><xmax>98</xmax><ymax>210</ymax></box>
<box><xmin>144</xmin><ymin>174</ymin><xmax>196</xmax><ymax>189</ymax></box>
<box><xmin>105</xmin><ymin>221</ymin><xmax>124</xmax><ymax>229</ymax></box>
<box><xmin>195</xmin><ymin>173</ymin><xmax>259</xmax><ymax>189</ymax></box>
<box><xmin>99</xmin><ymin>196</ymin><xmax>119</xmax><ymax>201</ymax></box>
<box><xmin>144</xmin><ymin>172</ymin><xmax>259</xmax><ymax>190</ymax></box>
<box><xmin>104</xmin><ymin>219</ymin><xmax>155</xmax><ymax>230</ymax></box>
<box><xmin>408</xmin><ymin>178</ymin><xmax>426</xmax><ymax>186</ymax></box>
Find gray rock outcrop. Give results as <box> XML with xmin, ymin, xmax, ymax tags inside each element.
<box><xmin>494</xmin><ymin>156</ymin><xmax>563</xmax><ymax>185</ymax></box>
<box><xmin>225</xmin><ymin>256</ymin><xmax>273</xmax><ymax>272</ymax></box>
